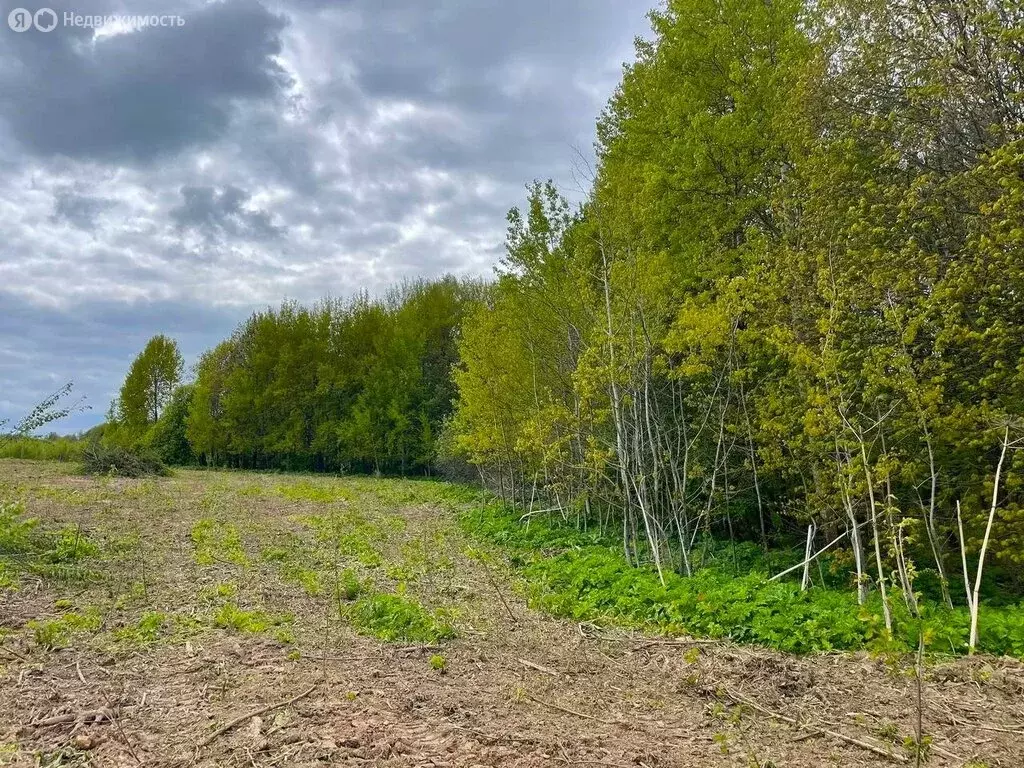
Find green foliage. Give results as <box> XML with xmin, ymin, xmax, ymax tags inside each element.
<box><xmin>27</xmin><ymin>609</ymin><xmax>101</xmax><ymax>649</ymax></box>
<box><xmin>467</xmin><ymin>504</ymin><xmax>1024</xmax><ymax>657</ymax></box>
<box><xmin>347</xmin><ymin>592</ymin><xmax>455</xmax><ymax>643</ymax></box>
<box><xmin>0</xmin><ymin>501</ymin><xmax>100</xmax><ymax>584</ymax></box>
<box><xmin>181</xmin><ymin>279</ymin><xmax>481</xmax><ymax>473</ymax></box>
<box><xmin>449</xmin><ymin>0</ymin><xmax>1024</xmax><ymax>630</ymax></box>
<box><xmin>146</xmin><ymin>385</ymin><xmax>195</xmax><ymax>465</ymax></box>
<box><xmin>114</xmin><ymin>611</ymin><xmax>170</xmax><ymax>645</ymax></box>
<box><xmin>0</xmin><ymin>382</ymin><xmax>86</xmax><ymax>446</ymax></box>
<box><xmin>276</xmin><ymin>482</ymin><xmax>352</xmax><ymax>503</ymax></box>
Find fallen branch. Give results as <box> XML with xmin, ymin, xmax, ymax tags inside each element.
<box><xmin>480</xmin><ymin>559</ymin><xmax>517</xmax><ymax>623</ymax></box>
<box><xmin>198</xmin><ymin>682</ymin><xmax>319</xmax><ymax>748</ymax></box>
<box><xmin>518</xmin><ymin>658</ymin><xmax>560</xmax><ymax>676</ymax></box>
<box><xmin>722</xmin><ymin>688</ymin><xmax>907</xmax><ymax>763</ymax></box>
<box><xmin>768</xmin><ymin>523</ymin><xmax>866</xmax><ymax>582</ymax></box>
<box><xmin>33</xmin><ymin>709</ymin><xmax>113</xmax><ymax>728</ymax></box>
<box><xmin>524</xmin><ymin>694</ymin><xmax>621</xmax><ymax>725</ymax></box>
<box><xmin>0</xmin><ymin>645</ymin><xmax>29</xmax><ymax>662</ymax></box>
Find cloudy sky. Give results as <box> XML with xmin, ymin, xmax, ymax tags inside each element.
<box><xmin>0</xmin><ymin>0</ymin><xmax>651</xmax><ymax>432</ymax></box>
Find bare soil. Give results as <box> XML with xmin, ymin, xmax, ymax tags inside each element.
<box><xmin>1</xmin><ymin>460</ymin><xmax>1022</xmax><ymax>767</ymax></box>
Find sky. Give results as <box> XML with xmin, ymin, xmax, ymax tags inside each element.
<box><xmin>0</xmin><ymin>0</ymin><xmax>652</xmax><ymax>433</ymax></box>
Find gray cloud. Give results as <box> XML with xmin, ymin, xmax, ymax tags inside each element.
<box><xmin>171</xmin><ymin>185</ymin><xmax>285</xmax><ymax>241</ymax></box>
<box><xmin>51</xmin><ymin>189</ymin><xmax>115</xmax><ymax>229</ymax></box>
<box><xmin>0</xmin><ymin>0</ymin><xmax>651</xmax><ymax>432</ymax></box>
<box><xmin>0</xmin><ymin>0</ymin><xmax>290</xmax><ymax>162</ymax></box>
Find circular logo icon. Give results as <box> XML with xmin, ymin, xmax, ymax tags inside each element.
<box><xmin>34</xmin><ymin>7</ymin><xmax>58</xmax><ymax>32</ymax></box>
<box><xmin>7</xmin><ymin>8</ymin><xmax>33</xmax><ymax>31</ymax></box>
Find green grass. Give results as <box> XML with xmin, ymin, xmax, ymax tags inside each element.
<box><xmin>213</xmin><ymin>601</ymin><xmax>293</xmax><ymax>636</ymax></box>
<box><xmin>0</xmin><ymin>437</ymin><xmax>85</xmax><ymax>462</ymax></box>
<box><xmin>461</xmin><ymin>503</ymin><xmax>1024</xmax><ymax>658</ymax></box>
<box><xmin>191</xmin><ymin>518</ymin><xmax>249</xmax><ymax>566</ymax></box>
<box><xmin>27</xmin><ymin>609</ymin><xmax>102</xmax><ymax>649</ymax></box>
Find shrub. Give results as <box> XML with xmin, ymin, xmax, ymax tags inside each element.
<box><xmin>81</xmin><ymin>442</ymin><xmax>169</xmax><ymax>478</ymax></box>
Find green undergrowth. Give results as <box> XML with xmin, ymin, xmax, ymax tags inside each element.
<box><xmin>214</xmin><ymin>601</ymin><xmax>294</xmax><ymax>638</ymax></box>
<box><xmin>346</xmin><ymin>590</ymin><xmax>455</xmax><ymax>643</ymax></box>
<box><xmin>0</xmin><ymin>501</ymin><xmax>100</xmax><ymax>586</ymax></box>
<box><xmin>276</xmin><ymin>481</ymin><xmax>353</xmax><ymax>504</ymax></box>
<box><xmin>462</xmin><ymin>504</ymin><xmax>1024</xmax><ymax>658</ymax></box>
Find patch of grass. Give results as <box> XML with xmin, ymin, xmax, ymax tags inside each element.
<box><xmin>114</xmin><ymin>611</ymin><xmax>170</xmax><ymax>644</ymax></box>
<box><xmin>0</xmin><ymin>437</ymin><xmax>85</xmax><ymax>462</ymax></box>
<box><xmin>335</xmin><ymin>567</ymin><xmax>365</xmax><ymax>601</ymax></box>
<box><xmin>28</xmin><ymin>609</ymin><xmax>102</xmax><ymax>649</ymax></box>
<box><xmin>191</xmin><ymin>519</ymin><xmax>249</xmax><ymax>567</ymax></box>
<box><xmin>213</xmin><ymin>602</ymin><xmax>292</xmax><ymax>635</ymax></box>
<box><xmin>347</xmin><ymin>592</ymin><xmax>455</xmax><ymax>643</ymax></box>
<box><xmin>199</xmin><ymin>582</ymin><xmax>238</xmax><ymax>601</ymax></box>
<box><xmin>304</xmin><ymin>511</ymin><xmax>384</xmax><ymax>567</ymax></box>
<box><xmin>276</xmin><ymin>482</ymin><xmax>352</xmax><ymax>504</ymax></box>
<box><xmin>261</xmin><ymin>536</ymin><xmax>323</xmax><ymax>595</ymax></box>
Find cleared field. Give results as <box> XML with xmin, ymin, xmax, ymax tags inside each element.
<box><xmin>1</xmin><ymin>460</ymin><xmax>1022</xmax><ymax>767</ymax></box>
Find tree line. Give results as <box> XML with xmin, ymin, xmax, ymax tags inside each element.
<box><xmin>105</xmin><ymin>279</ymin><xmax>479</xmax><ymax>474</ymax></box>
<box><xmin>448</xmin><ymin>0</ymin><xmax>1024</xmax><ymax>637</ymax></box>
<box><xmin>104</xmin><ymin>0</ymin><xmax>1024</xmax><ymax>639</ymax></box>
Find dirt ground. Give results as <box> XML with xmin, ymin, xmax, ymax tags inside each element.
<box><xmin>1</xmin><ymin>459</ymin><xmax>1022</xmax><ymax>767</ymax></box>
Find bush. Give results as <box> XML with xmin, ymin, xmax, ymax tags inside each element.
<box><xmin>80</xmin><ymin>442</ymin><xmax>169</xmax><ymax>478</ymax></box>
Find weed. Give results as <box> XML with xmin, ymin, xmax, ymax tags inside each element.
<box><xmin>28</xmin><ymin>609</ymin><xmax>102</xmax><ymax>649</ymax></box>
<box><xmin>462</xmin><ymin>503</ymin><xmax>1024</xmax><ymax>658</ymax></box>
<box><xmin>213</xmin><ymin>602</ymin><xmax>291</xmax><ymax>635</ymax></box>
<box><xmin>347</xmin><ymin>592</ymin><xmax>454</xmax><ymax>643</ymax></box>
<box><xmin>199</xmin><ymin>582</ymin><xmax>238</xmax><ymax>601</ymax></box>
<box><xmin>114</xmin><ymin>611</ymin><xmax>169</xmax><ymax>644</ymax></box>
<box><xmin>336</xmin><ymin>568</ymin><xmax>364</xmax><ymax>601</ymax></box>
<box><xmin>0</xmin><ymin>502</ymin><xmax>100</xmax><ymax>583</ymax></box>
<box><xmin>429</xmin><ymin>653</ymin><xmax>447</xmax><ymax>671</ymax></box>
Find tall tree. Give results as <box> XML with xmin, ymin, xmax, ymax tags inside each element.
<box><xmin>118</xmin><ymin>335</ymin><xmax>184</xmax><ymax>430</ymax></box>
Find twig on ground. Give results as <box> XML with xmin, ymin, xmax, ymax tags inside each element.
<box><xmin>198</xmin><ymin>682</ymin><xmax>319</xmax><ymax>748</ymax></box>
<box><xmin>722</xmin><ymin>688</ymin><xmax>908</xmax><ymax>763</ymax></box>
<box><xmin>103</xmin><ymin>691</ymin><xmax>142</xmax><ymax>764</ymax></box>
<box><xmin>480</xmin><ymin>558</ymin><xmax>517</xmax><ymax>623</ymax></box>
<box><xmin>524</xmin><ymin>694</ymin><xmax>622</xmax><ymax>725</ymax></box>
<box><xmin>518</xmin><ymin>658</ymin><xmax>560</xmax><ymax>676</ymax></box>
<box><xmin>0</xmin><ymin>645</ymin><xmax>29</xmax><ymax>661</ymax></box>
